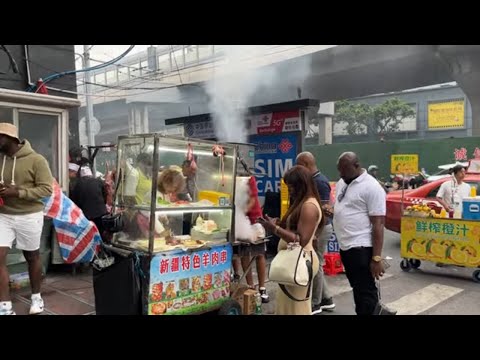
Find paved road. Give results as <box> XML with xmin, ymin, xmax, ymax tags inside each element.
<box><xmin>256</xmin><ymin>230</ymin><xmax>480</xmax><ymax>315</ymax></box>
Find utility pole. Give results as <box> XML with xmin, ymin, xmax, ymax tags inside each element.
<box><xmin>83</xmin><ymin>45</ymin><xmax>96</xmax><ymax>175</ymax></box>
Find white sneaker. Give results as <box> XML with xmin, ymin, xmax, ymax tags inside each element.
<box><xmin>29</xmin><ymin>297</ymin><xmax>44</xmax><ymax>315</ymax></box>
<box><xmin>0</xmin><ymin>308</ymin><xmax>16</xmax><ymax>315</ymax></box>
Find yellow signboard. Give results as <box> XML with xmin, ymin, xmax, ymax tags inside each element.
<box><xmin>428</xmin><ymin>100</ymin><xmax>465</xmax><ymax>129</ymax></box>
<box><xmin>401</xmin><ymin>217</ymin><xmax>480</xmax><ymax>267</ymax></box>
<box><xmin>391</xmin><ymin>154</ymin><xmax>418</xmax><ymax>174</ymax></box>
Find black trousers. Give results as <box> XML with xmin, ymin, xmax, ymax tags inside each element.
<box><xmin>340</xmin><ymin>247</ymin><xmax>379</xmax><ymax>315</ymax></box>
<box><xmin>92</xmin><ymin>216</ymin><xmax>106</xmax><ymax>241</ymax></box>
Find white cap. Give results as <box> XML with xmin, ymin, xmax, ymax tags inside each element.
<box><xmin>69</xmin><ymin>163</ymin><xmax>80</xmax><ymax>172</ymax></box>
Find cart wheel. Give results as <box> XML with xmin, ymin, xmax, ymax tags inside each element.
<box><xmin>218</xmin><ymin>299</ymin><xmax>243</xmax><ymax>315</ymax></box>
<box><xmin>400</xmin><ymin>259</ymin><xmax>411</xmax><ymax>272</ymax></box>
<box><xmin>472</xmin><ymin>270</ymin><xmax>480</xmax><ymax>283</ymax></box>
<box><xmin>409</xmin><ymin>259</ymin><xmax>421</xmax><ymax>269</ymax></box>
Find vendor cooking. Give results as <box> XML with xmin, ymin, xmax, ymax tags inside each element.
<box><xmin>436</xmin><ymin>165</ymin><xmax>472</xmax><ymax>214</ymax></box>
<box><xmin>157</xmin><ymin>166</ymin><xmax>190</xmax><ymax>202</ymax></box>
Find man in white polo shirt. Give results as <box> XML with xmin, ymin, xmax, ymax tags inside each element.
<box><xmin>333</xmin><ymin>152</ymin><xmax>396</xmax><ymax>315</ymax></box>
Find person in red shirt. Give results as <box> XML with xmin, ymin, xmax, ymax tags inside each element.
<box><xmin>232</xmin><ymin>176</ymin><xmax>269</xmax><ymax>303</ymax></box>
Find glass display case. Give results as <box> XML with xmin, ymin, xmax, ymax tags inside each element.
<box><xmin>112</xmin><ymin>134</ymin><xmax>237</xmax><ymax>254</ymax></box>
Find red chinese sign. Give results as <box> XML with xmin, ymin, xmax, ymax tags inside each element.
<box><xmin>160</xmin><ymin>259</ymin><xmax>169</xmax><ymax>274</ymax></box>
<box><xmin>149</xmin><ymin>245</ymin><xmax>233</xmax><ymax>315</ymax></box>
<box><xmin>171</xmin><ymin>257</ymin><xmax>179</xmax><ymax>273</ymax></box>
<box><xmin>193</xmin><ymin>254</ymin><xmax>201</xmax><ymax>270</ymax></box>
<box><xmin>220</xmin><ymin>250</ymin><xmax>228</xmax><ymax>264</ymax></box>
<box><xmin>202</xmin><ymin>253</ymin><xmax>210</xmax><ymax>267</ymax></box>
<box><xmin>181</xmin><ymin>255</ymin><xmax>190</xmax><ymax>271</ymax></box>
<box><xmin>159</xmin><ymin>250</ymin><xmax>228</xmax><ymax>275</ymax></box>
<box><xmin>454</xmin><ymin>147</ymin><xmax>468</xmax><ymax>161</ymax></box>
<box><xmin>211</xmin><ymin>252</ymin><xmax>219</xmax><ymax>266</ymax></box>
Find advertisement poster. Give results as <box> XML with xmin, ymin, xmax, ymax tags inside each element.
<box><xmin>401</xmin><ymin>217</ymin><xmax>480</xmax><ymax>266</ymax></box>
<box><xmin>148</xmin><ymin>244</ymin><xmax>233</xmax><ymax>315</ymax></box>
<box><xmin>246</xmin><ymin>111</ymin><xmax>301</xmax><ymax>135</ymax></box>
<box><xmin>391</xmin><ymin>154</ymin><xmax>419</xmax><ymax>174</ymax></box>
<box><xmin>250</xmin><ymin>133</ymin><xmax>298</xmax><ymax>197</ymax></box>
<box><xmin>428</xmin><ymin>100</ymin><xmax>465</xmax><ymax>129</ymax></box>
<box><xmin>183</xmin><ymin>110</ymin><xmax>302</xmax><ymax>139</ymax></box>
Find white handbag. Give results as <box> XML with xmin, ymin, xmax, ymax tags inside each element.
<box><xmin>268</xmin><ymin>240</ymin><xmax>314</xmax><ymax>301</ymax></box>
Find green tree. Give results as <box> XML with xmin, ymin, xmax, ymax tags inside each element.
<box><xmin>334</xmin><ymin>100</ymin><xmax>373</xmax><ymax>135</ymax></box>
<box><xmin>334</xmin><ymin>98</ymin><xmax>415</xmax><ymax>136</ymax></box>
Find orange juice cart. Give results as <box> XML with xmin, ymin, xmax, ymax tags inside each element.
<box><xmin>399</xmin><ymin>159</ymin><xmax>480</xmax><ymax>282</ymax></box>
<box><xmin>400</xmin><ymin>205</ymin><xmax>480</xmax><ymax>282</ymax></box>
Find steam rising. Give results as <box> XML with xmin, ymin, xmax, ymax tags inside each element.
<box><xmin>206</xmin><ymin>45</ymin><xmax>312</xmax><ymax>143</ymax></box>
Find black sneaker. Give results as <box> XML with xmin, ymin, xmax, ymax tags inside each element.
<box><xmin>320</xmin><ymin>297</ymin><xmax>336</xmax><ymax>311</ymax></box>
<box><xmin>259</xmin><ymin>287</ymin><xmax>270</xmax><ymax>303</ymax></box>
<box><xmin>311</xmin><ymin>304</ymin><xmax>322</xmax><ymax>315</ymax></box>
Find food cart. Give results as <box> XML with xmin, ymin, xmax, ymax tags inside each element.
<box><xmin>93</xmin><ymin>133</ymin><xmax>253</xmax><ymax>315</ymax></box>
<box><xmin>400</xmin><ymin>216</ymin><xmax>480</xmax><ymax>282</ymax></box>
<box><xmin>399</xmin><ymin>160</ymin><xmax>480</xmax><ymax>282</ymax></box>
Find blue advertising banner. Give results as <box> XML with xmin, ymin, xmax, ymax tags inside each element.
<box><xmin>327</xmin><ymin>230</ymin><xmax>340</xmax><ymax>253</ymax></box>
<box><xmin>250</xmin><ymin>133</ymin><xmax>298</xmax><ymax>197</ymax></box>
<box><xmin>148</xmin><ymin>243</ymin><xmax>233</xmax><ymax>315</ymax></box>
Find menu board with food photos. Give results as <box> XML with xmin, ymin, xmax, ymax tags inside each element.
<box><xmin>148</xmin><ymin>243</ymin><xmax>233</xmax><ymax>315</ymax></box>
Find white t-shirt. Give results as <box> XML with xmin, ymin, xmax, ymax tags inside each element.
<box><xmin>437</xmin><ymin>179</ymin><xmax>471</xmax><ymax>209</ymax></box>
<box><xmin>333</xmin><ymin>170</ymin><xmax>386</xmax><ymax>251</ymax></box>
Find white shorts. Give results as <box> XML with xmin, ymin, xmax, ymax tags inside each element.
<box><xmin>0</xmin><ymin>212</ymin><xmax>44</xmax><ymax>251</ymax></box>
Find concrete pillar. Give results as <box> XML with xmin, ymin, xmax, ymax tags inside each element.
<box><xmin>317</xmin><ymin>102</ymin><xmax>334</xmax><ymax>145</ymax></box>
<box><xmin>128</xmin><ymin>104</ymin><xmax>149</xmax><ymax>134</ymax></box>
<box><xmin>317</xmin><ymin>116</ymin><xmax>333</xmax><ymax>145</ymax></box>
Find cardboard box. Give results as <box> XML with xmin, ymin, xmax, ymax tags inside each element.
<box><xmin>229</xmin><ymin>284</ymin><xmax>259</xmax><ymax>315</ymax></box>
<box><xmin>243</xmin><ymin>289</ymin><xmax>257</xmax><ymax>315</ymax></box>
<box><xmin>230</xmin><ymin>284</ymin><xmax>248</xmax><ymax>314</ymax></box>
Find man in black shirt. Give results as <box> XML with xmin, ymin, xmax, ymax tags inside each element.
<box><xmin>296</xmin><ymin>152</ymin><xmax>336</xmax><ymax>315</ymax></box>
<box><xmin>69</xmin><ymin>164</ymin><xmax>108</xmax><ymax>239</ymax></box>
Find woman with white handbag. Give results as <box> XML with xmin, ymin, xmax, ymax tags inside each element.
<box><xmin>258</xmin><ymin>166</ymin><xmax>325</xmax><ymax>315</ymax></box>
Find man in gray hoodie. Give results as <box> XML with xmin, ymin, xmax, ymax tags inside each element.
<box><xmin>0</xmin><ymin>123</ymin><xmax>53</xmax><ymax>315</ymax></box>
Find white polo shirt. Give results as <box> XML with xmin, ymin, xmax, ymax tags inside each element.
<box><xmin>333</xmin><ymin>170</ymin><xmax>386</xmax><ymax>251</ymax></box>
<box><xmin>437</xmin><ymin>178</ymin><xmax>471</xmax><ymax>210</ymax></box>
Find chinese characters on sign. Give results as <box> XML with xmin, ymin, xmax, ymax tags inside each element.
<box><xmin>184</xmin><ymin>121</ymin><xmax>215</xmax><ymax>139</ymax></box>
<box><xmin>454</xmin><ymin>147</ymin><xmax>468</xmax><ymax>161</ymax></box>
<box><xmin>415</xmin><ymin>220</ymin><xmax>469</xmax><ymax>237</ymax></box>
<box><xmin>159</xmin><ymin>250</ymin><xmax>228</xmax><ymax>275</ymax></box>
<box><xmin>247</xmin><ymin>111</ymin><xmax>302</xmax><ymax>135</ymax></box>
<box><xmin>148</xmin><ymin>245</ymin><xmax>233</xmax><ymax>315</ymax></box>
<box><xmin>401</xmin><ymin>217</ymin><xmax>480</xmax><ymax>267</ymax></box>
<box><xmin>428</xmin><ymin>100</ymin><xmax>465</xmax><ymax>129</ymax></box>
<box><xmin>391</xmin><ymin>154</ymin><xmax>419</xmax><ymax>174</ymax></box>
<box><xmin>184</xmin><ymin>111</ymin><xmax>302</xmax><ymax>139</ymax></box>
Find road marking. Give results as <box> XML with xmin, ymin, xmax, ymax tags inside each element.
<box><xmin>386</xmin><ymin>283</ymin><xmax>463</xmax><ymax>315</ymax></box>
<box><xmin>329</xmin><ymin>273</ymin><xmax>393</xmax><ymax>297</ymax></box>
